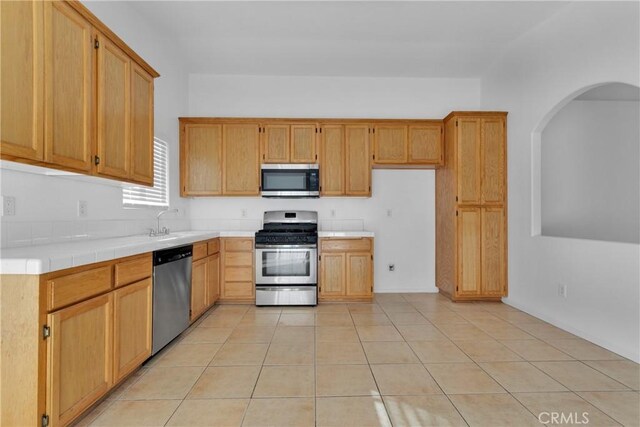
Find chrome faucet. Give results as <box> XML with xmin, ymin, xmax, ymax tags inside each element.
<box><xmin>150</xmin><ymin>208</ymin><xmax>178</xmax><ymax>236</ymax></box>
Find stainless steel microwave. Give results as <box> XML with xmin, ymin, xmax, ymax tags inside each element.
<box><xmin>261</xmin><ymin>164</ymin><xmax>319</xmax><ymax>198</ymax></box>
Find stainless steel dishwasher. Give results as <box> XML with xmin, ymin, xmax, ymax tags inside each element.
<box><xmin>152</xmin><ymin>244</ymin><xmax>192</xmax><ymax>355</ymax></box>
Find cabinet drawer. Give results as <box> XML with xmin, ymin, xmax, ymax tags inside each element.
<box><xmin>207</xmin><ymin>239</ymin><xmax>220</xmax><ymax>255</ymax></box>
<box><xmin>48</xmin><ymin>266</ymin><xmax>113</xmax><ymax>311</ymax></box>
<box><xmin>115</xmin><ymin>254</ymin><xmax>152</xmax><ymax>288</ymax></box>
<box><xmin>223</xmin><ymin>281</ymin><xmax>254</xmax><ymax>298</ymax></box>
<box><xmin>321</xmin><ymin>238</ymin><xmax>372</xmax><ymax>252</ymax></box>
<box><xmin>224</xmin><ymin>266</ymin><xmax>253</xmax><ymax>282</ymax></box>
<box><xmin>224</xmin><ymin>238</ymin><xmax>253</xmax><ymax>252</ymax></box>
<box><xmin>193</xmin><ymin>242</ymin><xmax>208</xmax><ymax>260</ymax></box>
<box><xmin>225</xmin><ymin>252</ymin><xmax>253</xmax><ymax>267</ymax></box>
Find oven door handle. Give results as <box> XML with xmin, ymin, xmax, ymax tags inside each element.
<box><xmin>255</xmin><ymin>244</ymin><xmax>317</xmax><ymax>249</ymax></box>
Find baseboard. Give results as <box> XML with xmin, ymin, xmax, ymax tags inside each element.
<box><xmin>503</xmin><ymin>298</ymin><xmax>640</xmax><ymax>363</ymax></box>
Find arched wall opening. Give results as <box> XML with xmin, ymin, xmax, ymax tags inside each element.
<box><xmin>531</xmin><ymin>82</ymin><xmax>639</xmax><ymax>244</ymax></box>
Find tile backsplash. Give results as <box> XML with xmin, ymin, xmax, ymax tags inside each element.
<box><xmin>0</xmin><ymin>218</ymin><xmax>191</xmax><ymax>248</ymax></box>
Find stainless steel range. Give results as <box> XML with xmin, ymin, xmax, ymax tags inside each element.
<box><xmin>255</xmin><ymin>211</ymin><xmax>318</xmax><ymax>306</ymax></box>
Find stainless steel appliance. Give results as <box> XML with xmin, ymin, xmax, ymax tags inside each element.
<box><xmin>152</xmin><ymin>245</ymin><xmax>192</xmax><ymax>355</ymax></box>
<box><xmin>255</xmin><ymin>211</ymin><xmax>318</xmax><ymax>306</ymax></box>
<box><xmin>261</xmin><ymin>164</ymin><xmax>319</xmax><ymax>198</ymax></box>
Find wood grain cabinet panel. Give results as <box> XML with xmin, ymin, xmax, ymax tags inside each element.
<box><xmin>191</xmin><ymin>257</ymin><xmax>208</xmax><ymax>322</ymax></box>
<box><xmin>0</xmin><ymin>0</ymin><xmax>44</xmax><ymax>161</ymax></box>
<box><xmin>320</xmin><ymin>125</ymin><xmax>345</xmax><ymax>196</ymax></box>
<box><xmin>320</xmin><ymin>253</ymin><xmax>346</xmax><ymax>297</ymax></box>
<box><xmin>206</xmin><ymin>253</ymin><xmax>220</xmax><ymax>306</ymax></box>
<box><xmin>346</xmin><ymin>253</ymin><xmax>373</xmax><ymax>297</ymax></box>
<box><xmin>224</xmin><ymin>238</ymin><xmax>254</xmax><ymax>252</ymax></box>
<box><xmin>114</xmin><ymin>254</ymin><xmax>152</xmax><ymax>288</ymax></box>
<box><xmin>457</xmin><ymin>207</ymin><xmax>481</xmax><ymax>296</ymax></box>
<box><xmin>44</xmin><ymin>0</ymin><xmax>93</xmax><ymax>172</ymax></box>
<box><xmin>262</xmin><ymin>124</ymin><xmax>290</xmax><ymax>163</ymax></box>
<box><xmin>96</xmin><ymin>33</ymin><xmax>130</xmax><ymax>179</ymax></box>
<box><xmin>113</xmin><ymin>278</ymin><xmax>152</xmax><ymax>382</ymax></box>
<box><xmin>48</xmin><ymin>266</ymin><xmax>113</xmax><ymax>311</ymax></box>
<box><xmin>220</xmin><ymin>238</ymin><xmax>255</xmax><ymax>301</ymax></box>
<box><xmin>408</xmin><ymin>124</ymin><xmax>442</xmax><ymax>164</ymax></box>
<box><xmin>223</xmin><ymin>123</ymin><xmax>260</xmax><ymax>195</ymax></box>
<box><xmin>457</xmin><ymin>118</ymin><xmax>481</xmax><ymax>204</ymax></box>
<box><xmin>47</xmin><ymin>293</ymin><xmax>112</xmax><ymax>427</ymax></box>
<box><xmin>291</xmin><ymin>124</ymin><xmax>317</xmax><ymax>163</ymax></box>
<box><xmin>481</xmin><ymin>118</ymin><xmax>506</xmax><ymax>204</ymax></box>
<box><xmin>374</xmin><ymin>125</ymin><xmax>407</xmax><ymax>163</ymax></box>
<box><xmin>345</xmin><ymin>125</ymin><xmax>371</xmax><ymax>196</ymax></box>
<box><xmin>130</xmin><ymin>63</ymin><xmax>154</xmax><ymax>185</ymax></box>
<box><xmin>193</xmin><ymin>242</ymin><xmax>208</xmax><ymax>261</ymax></box>
<box><xmin>481</xmin><ymin>207</ymin><xmax>506</xmax><ymax>296</ymax></box>
<box><xmin>182</xmin><ymin>124</ymin><xmax>223</xmax><ymax>196</ymax></box>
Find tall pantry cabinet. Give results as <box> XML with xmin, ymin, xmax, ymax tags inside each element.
<box><xmin>436</xmin><ymin>112</ymin><xmax>507</xmax><ymax>301</ymax></box>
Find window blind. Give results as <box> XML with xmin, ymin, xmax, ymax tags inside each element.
<box><xmin>123</xmin><ymin>138</ymin><xmax>169</xmax><ymax>207</ymax></box>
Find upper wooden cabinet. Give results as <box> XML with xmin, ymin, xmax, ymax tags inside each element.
<box><xmin>181</xmin><ymin>124</ymin><xmax>223</xmax><ymax>196</ymax></box>
<box><xmin>320</xmin><ymin>123</ymin><xmax>372</xmax><ymax>197</ymax></box>
<box><xmin>44</xmin><ymin>0</ymin><xmax>93</xmax><ymax>172</ymax></box>
<box><xmin>96</xmin><ymin>33</ymin><xmax>130</xmax><ymax>179</ymax></box>
<box><xmin>262</xmin><ymin>123</ymin><xmax>318</xmax><ymax>163</ymax></box>
<box><xmin>223</xmin><ymin>123</ymin><xmax>261</xmax><ymax>195</ymax></box>
<box><xmin>373</xmin><ymin>121</ymin><xmax>443</xmax><ymax>167</ymax></box>
<box><xmin>0</xmin><ymin>0</ymin><xmax>159</xmax><ymax>185</ymax></box>
<box><xmin>0</xmin><ymin>0</ymin><xmax>44</xmax><ymax>161</ymax></box>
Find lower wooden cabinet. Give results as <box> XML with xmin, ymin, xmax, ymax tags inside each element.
<box><xmin>47</xmin><ymin>294</ymin><xmax>113</xmax><ymax>427</ymax></box>
<box><xmin>191</xmin><ymin>257</ymin><xmax>208</xmax><ymax>321</ymax></box>
<box><xmin>206</xmin><ymin>252</ymin><xmax>220</xmax><ymax>306</ymax></box>
<box><xmin>220</xmin><ymin>237</ymin><xmax>255</xmax><ymax>302</ymax></box>
<box><xmin>112</xmin><ymin>278</ymin><xmax>152</xmax><ymax>383</ymax></box>
<box><xmin>319</xmin><ymin>238</ymin><xmax>374</xmax><ymax>301</ymax></box>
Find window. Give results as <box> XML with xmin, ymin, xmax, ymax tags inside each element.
<box><xmin>123</xmin><ymin>138</ymin><xmax>169</xmax><ymax>208</ymax></box>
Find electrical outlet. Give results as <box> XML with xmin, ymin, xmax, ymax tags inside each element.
<box><xmin>386</xmin><ymin>209</ymin><xmax>393</xmax><ymax>217</ymax></box>
<box><xmin>77</xmin><ymin>200</ymin><xmax>88</xmax><ymax>217</ymax></box>
<box><xmin>241</xmin><ymin>209</ymin><xmax>248</xmax><ymax>218</ymax></box>
<box><xmin>388</xmin><ymin>264</ymin><xmax>395</xmax><ymax>272</ymax></box>
<box><xmin>330</xmin><ymin>209</ymin><xmax>336</xmax><ymax>217</ymax></box>
<box><xmin>2</xmin><ymin>196</ymin><xmax>16</xmax><ymax>216</ymax></box>
<box><xmin>558</xmin><ymin>284</ymin><xmax>567</xmax><ymax>298</ymax></box>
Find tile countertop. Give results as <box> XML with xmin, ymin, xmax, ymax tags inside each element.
<box><xmin>0</xmin><ymin>230</ymin><xmax>374</xmax><ymax>275</ymax></box>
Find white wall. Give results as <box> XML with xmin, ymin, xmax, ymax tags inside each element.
<box><xmin>481</xmin><ymin>2</ymin><xmax>640</xmax><ymax>361</ymax></box>
<box><xmin>188</xmin><ymin>74</ymin><xmax>481</xmax><ymax>292</ymax></box>
<box><xmin>542</xmin><ymin>100</ymin><xmax>639</xmax><ymax>244</ymax></box>
<box><xmin>0</xmin><ymin>1</ymin><xmax>190</xmax><ymax>248</ymax></box>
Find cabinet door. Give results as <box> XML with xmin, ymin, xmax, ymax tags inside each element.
<box><xmin>345</xmin><ymin>125</ymin><xmax>371</xmax><ymax>196</ymax></box>
<box><xmin>320</xmin><ymin>125</ymin><xmax>345</xmax><ymax>196</ymax></box>
<box><xmin>262</xmin><ymin>124</ymin><xmax>289</xmax><ymax>163</ymax></box>
<box><xmin>319</xmin><ymin>253</ymin><xmax>346</xmax><ymax>297</ymax></box>
<box><xmin>47</xmin><ymin>294</ymin><xmax>112</xmax><ymax>427</ymax></box>
<box><xmin>44</xmin><ymin>1</ymin><xmax>93</xmax><ymax>171</ymax></box>
<box><xmin>481</xmin><ymin>207</ymin><xmax>506</xmax><ymax>297</ymax></box>
<box><xmin>291</xmin><ymin>124</ymin><xmax>317</xmax><ymax>163</ymax></box>
<box><xmin>457</xmin><ymin>207</ymin><xmax>481</xmax><ymax>297</ymax></box>
<box><xmin>374</xmin><ymin>125</ymin><xmax>406</xmax><ymax>163</ymax></box>
<box><xmin>223</xmin><ymin>123</ymin><xmax>260</xmax><ymax>195</ymax></box>
<box><xmin>408</xmin><ymin>124</ymin><xmax>442</xmax><ymax>164</ymax></box>
<box><xmin>191</xmin><ymin>258</ymin><xmax>208</xmax><ymax>321</ymax></box>
<box><xmin>130</xmin><ymin>64</ymin><xmax>154</xmax><ymax>185</ymax></box>
<box><xmin>0</xmin><ymin>0</ymin><xmax>44</xmax><ymax>160</ymax></box>
<box><xmin>206</xmin><ymin>253</ymin><xmax>220</xmax><ymax>307</ymax></box>
<box><xmin>346</xmin><ymin>253</ymin><xmax>373</xmax><ymax>297</ymax></box>
<box><xmin>113</xmin><ymin>278</ymin><xmax>152</xmax><ymax>383</ymax></box>
<box><xmin>456</xmin><ymin>118</ymin><xmax>481</xmax><ymax>204</ymax></box>
<box><xmin>96</xmin><ymin>34</ymin><xmax>130</xmax><ymax>179</ymax></box>
<box><xmin>182</xmin><ymin>124</ymin><xmax>222</xmax><ymax>196</ymax></box>
<box><xmin>481</xmin><ymin>118</ymin><xmax>506</xmax><ymax>204</ymax></box>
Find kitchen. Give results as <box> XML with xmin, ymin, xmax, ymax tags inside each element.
<box><xmin>0</xmin><ymin>2</ymin><xmax>637</xmax><ymax>425</ymax></box>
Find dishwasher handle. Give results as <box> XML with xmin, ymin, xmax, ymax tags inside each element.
<box><xmin>154</xmin><ymin>244</ymin><xmax>193</xmax><ymax>266</ymax></box>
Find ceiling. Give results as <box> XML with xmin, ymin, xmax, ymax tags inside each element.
<box><xmin>128</xmin><ymin>1</ymin><xmax>570</xmax><ymax>78</ymax></box>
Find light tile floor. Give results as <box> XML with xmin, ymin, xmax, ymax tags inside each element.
<box><xmin>75</xmin><ymin>293</ymin><xmax>640</xmax><ymax>426</ymax></box>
